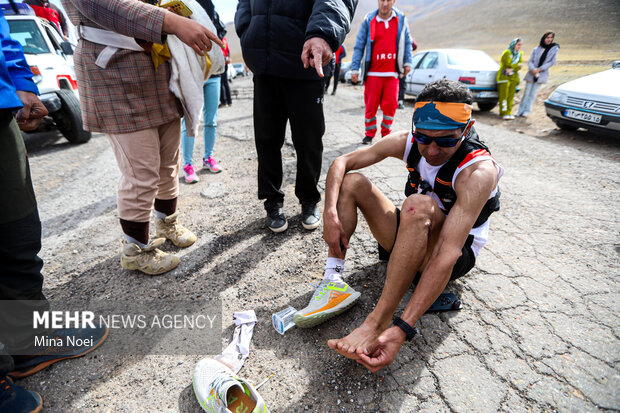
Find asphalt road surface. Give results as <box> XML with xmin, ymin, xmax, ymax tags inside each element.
<box><xmin>20</xmin><ymin>75</ymin><xmax>620</xmax><ymax>412</ymax></box>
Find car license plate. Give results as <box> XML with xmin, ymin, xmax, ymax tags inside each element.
<box><xmin>564</xmin><ymin>109</ymin><xmax>602</xmax><ymax>124</ymax></box>
<box><xmin>477</xmin><ymin>91</ymin><xmax>498</xmax><ymax>98</ymax></box>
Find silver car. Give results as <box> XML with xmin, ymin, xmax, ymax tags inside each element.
<box><xmin>403</xmin><ymin>49</ymin><xmax>501</xmax><ymax>111</ymax></box>
<box><xmin>544</xmin><ymin>61</ymin><xmax>620</xmax><ymax>136</ymax></box>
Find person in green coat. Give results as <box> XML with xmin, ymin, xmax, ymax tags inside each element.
<box><xmin>497</xmin><ymin>38</ymin><xmax>523</xmax><ymax>119</ymax></box>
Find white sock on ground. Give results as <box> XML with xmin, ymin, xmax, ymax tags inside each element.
<box><xmin>323</xmin><ymin>257</ymin><xmax>345</xmax><ymax>283</ymax></box>
<box><xmin>214</xmin><ymin>310</ymin><xmax>257</xmax><ymax>373</ymax></box>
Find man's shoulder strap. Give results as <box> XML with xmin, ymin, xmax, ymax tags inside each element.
<box><xmin>434</xmin><ymin>128</ymin><xmax>500</xmax><ymax>224</ymax></box>
<box><xmin>436</xmin><ymin>128</ymin><xmax>491</xmax><ymax>183</ymax></box>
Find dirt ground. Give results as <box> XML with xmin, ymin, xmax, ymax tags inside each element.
<box><xmin>19</xmin><ymin>75</ymin><xmax>620</xmax><ymax>412</ymax></box>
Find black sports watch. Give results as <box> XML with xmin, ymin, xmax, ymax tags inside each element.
<box><xmin>392</xmin><ymin>316</ymin><xmax>419</xmax><ymax>341</ymax></box>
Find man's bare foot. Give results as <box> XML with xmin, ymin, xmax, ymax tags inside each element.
<box><xmin>328</xmin><ymin>320</ymin><xmax>387</xmax><ymax>360</ymax></box>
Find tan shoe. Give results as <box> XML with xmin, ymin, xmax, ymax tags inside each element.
<box><xmin>120</xmin><ymin>238</ymin><xmax>180</xmax><ymax>275</ymax></box>
<box><xmin>154</xmin><ymin>211</ymin><xmax>197</xmax><ymax>247</ymax></box>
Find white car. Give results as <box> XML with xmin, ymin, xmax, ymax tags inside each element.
<box><xmin>403</xmin><ymin>49</ymin><xmax>502</xmax><ymax>111</ymax></box>
<box><xmin>544</xmin><ymin>61</ymin><xmax>620</xmax><ymax>136</ymax></box>
<box><xmin>232</xmin><ymin>62</ymin><xmax>247</xmax><ymax>77</ymax></box>
<box><xmin>5</xmin><ymin>4</ymin><xmax>90</xmax><ymax>143</ymax></box>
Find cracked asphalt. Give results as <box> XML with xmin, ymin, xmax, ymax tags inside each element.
<box><xmin>20</xmin><ymin>75</ymin><xmax>620</xmax><ymax>412</ymax></box>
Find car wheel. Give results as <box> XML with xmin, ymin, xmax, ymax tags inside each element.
<box><xmin>554</xmin><ymin>120</ymin><xmax>578</xmax><ymax>131</ymax></box>
<box><xmin>477</xmin><ymin>102</ymin><xmax>497</xmax><ymax>112</ymax></box>
<box><xmin>52</xmin><ymin>89</ymin><xmax>91</xmax><ymax>144</ymax></box>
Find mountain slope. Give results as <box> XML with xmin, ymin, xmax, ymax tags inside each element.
<box><xmin>227</xmin><ymin>0</ymin><xmax>619</xmax><ymax>64</ymax></box>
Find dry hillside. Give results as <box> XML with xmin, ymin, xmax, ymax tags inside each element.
<box><xmin>227</xmin><ymin>0</ymin><xmax>619</xmax><ymax>68</ymax></box>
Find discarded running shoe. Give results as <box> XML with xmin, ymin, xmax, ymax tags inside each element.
<box><xmin>193</xmin><ymin>358</ymin><xmax>268</xmax><ymax>413</ymax></box>
<box><xmin>293</xmin><ymin>280</ymin><xmax>361</xmax><ymax>328</ymax></box>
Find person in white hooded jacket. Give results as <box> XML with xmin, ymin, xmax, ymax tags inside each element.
<box><xmin>517</xmin><ymin>31</ymin><xmax>559</xmax><ymax>117</ymax></box>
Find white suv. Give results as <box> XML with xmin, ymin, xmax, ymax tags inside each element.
<box><xmin>5</xmin><ymin>4</ymin><xmax>91</xmax><ymax>143</ymax></box>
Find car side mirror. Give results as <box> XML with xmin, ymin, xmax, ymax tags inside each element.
<box><xmin>613</xmin><ymin>60</ymin><xmax>620</xmax><ymax>69</ymax></box>
<box><xmin>60</xmin><ymin>41</ymin><xmax>74</xmax><ymax>55</ymax></box>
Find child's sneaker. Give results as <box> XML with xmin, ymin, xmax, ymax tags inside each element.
<box><xmin>193</xmin><ymin>358</ymin><xmax>269</xmax><ymax>413</ymax></box>
<box><xmin>203</xmin><ymin>156</ymin><xmax>222</xmax><ymax>173</ymax></box>
<box><xmin>184</xmin><ymin>163</ymin><xmax>199</xmax><ymax>183</ymax></box>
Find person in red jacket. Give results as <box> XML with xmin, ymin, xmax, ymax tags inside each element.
<box><xmin>220</xmin><ymin>35</ymin><xmax>232</xmax><ymax>107</ymax></box>
<box><xmin>324</xmin><ymin>44</ymin><xmax>347</xmax><ymax>95</ymax></box>
<box><xmin>351</xmin><ymin>0</ymin><xmax>413</xmax><ymax>145</ymax></box>
<box><xmin>24</xmin><ymin>0</ymin><xmax>69</xmax><ymax>38</ymax></box>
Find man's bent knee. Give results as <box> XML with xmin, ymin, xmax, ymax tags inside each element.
<box><xmin>400</xmin><ymin>194</ymin><xmax>436</xmax><ymax>224</ymax></box>
<box><xmin>341</xmin><ymin>172</ymin><xmax>372</xmax><ymax>198</ymax></box>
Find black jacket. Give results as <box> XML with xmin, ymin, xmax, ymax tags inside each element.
<box><xmin>195</xmin><ymin>0</ymin><xmax>227</xmax><ymax>39</ymax></box>
<box><xmin>235</xmin><ymin>0</ymin><xmax>357</xmax><ymax>80</ymax></box>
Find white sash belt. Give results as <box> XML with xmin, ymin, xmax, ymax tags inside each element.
<box><xmin>78</xmin><ymin>25</ymin><xmax>145</xmax><ymax>68</ymax></box>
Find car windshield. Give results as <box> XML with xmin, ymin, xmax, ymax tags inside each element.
<box><xmin>7</xmin><ymin>19</ymin><xmax>50</xmax><ymax>55</ymax></box>
<box><xmin>233</xmin><ymin>63</ymin><xmax>242</xmax><ymax>68</ymax></box>
<box><xmin>447</xmin><ymin>50</ymin><xmax>497</xmax><ymax>68</ymax></box>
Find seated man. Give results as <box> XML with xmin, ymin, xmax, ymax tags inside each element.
<box><xmin>293</xmin><ymin>79</ymin><xmax>503</xmax><ymax>372</ymax></box>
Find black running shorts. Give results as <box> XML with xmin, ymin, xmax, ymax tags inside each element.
<box><xmin>377</xmin><ymin>208</ymin><xmax>476</xmax><ymax>283</ymax></box>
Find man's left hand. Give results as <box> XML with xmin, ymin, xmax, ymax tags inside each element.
<box><xmin>15</xmin><ymin>91</ymin><xmax>48</xmax><ymax>131</ymax></box>
<box><xmin>301</xmin><ymin>37</ymin><xmax>332</xmax><ymax>77</ymax></box>
<box><xmin>356</xmin><ymin>326</ymin><xmax>406</xmax><ymax>373</ymax></box>
<box><xmin>403</xmin><ymin>66</ymin><xmax>411</xmax><ymax>76</ymax></box>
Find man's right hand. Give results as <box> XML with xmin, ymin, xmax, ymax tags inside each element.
<box><xmin>351</xmin><ymin>73</ymin><xmax>359</xmax><ymax>83</ymax></box>
<box><xmin>322</xmin><ymin>210</ymin><xmax>349</xmax><ymax>258</ymax></box>
<box><xmin>163</xmin><ymin>11</ymin><xmax>223</xmax><ymax>56</ymax></box>
<box><xmin>15</xmin><ymin>91</ymin><xmax>48</xmax><ymax>131</ymax></box>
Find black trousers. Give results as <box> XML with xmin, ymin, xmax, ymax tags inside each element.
<box><xmin>332</xmin><ymin>63</ymin><xmax>341</xmax><ymax>93</ymax></box>
<box><xmin>398</xmin><ymin>76</ymin><xmax>406</xmax><ymax>102</ymax></box>
<box><xmin>0</xmin><ymin>112</ymin><xmax>48</xmax><ymax>374</ymax></box>
<box><xmin>253</xmin><ymin>75</ymin><xmax>324</xmax><ymax>210</ymax></box>
<box><xmin>220</xmin><ymin>65</ymin><xmax>232</xmax><ymax>105</ymax></box>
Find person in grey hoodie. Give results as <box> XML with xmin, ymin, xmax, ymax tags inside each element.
<box><xmin>517</xmin><ymin>31</ymin><xmax>559</xmax><ymax>117</ymax></box>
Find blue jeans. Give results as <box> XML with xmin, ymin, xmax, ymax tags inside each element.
<box><xmin>181</xmin><ymin>76</ymin><xmax>221</xmax><ymax>165</ymax></box>
<box><xmin>516</xmin><ymin>81</ymin><xmax>542</xmax><ymax>116</ymax></box>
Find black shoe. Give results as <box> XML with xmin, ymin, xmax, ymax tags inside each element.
<box><xmin>8</xmin><ymin>325</ymin><xmax>108</xmax><ymax>379</ymax></box>
<box><xmin>331</xmin><ymin>90</ymin><xmax>336</xmax><ymax>95</ymax></box>
<box><xmin>362</xmin><ymin>136</ymin><xmax>373</xmax><ymax>145</ymax></box>
<box><xmin>0</xmin><ymin>376</ymin><xmax>42</xmax><ymax>413</ymax></box>
<box><xmin>398</xmin><ymin>101</ymin><xmax>405</xmax><ymax>109</ymax></box>
<box><xmin>301</xmin><ymin>203</ymin><xmax>320</xmax><ymax>230</ymax></box>
<box><xmin>266</xmin><ymin>206</ymin><xmax>288</xmax><ymax>233</ymax></box>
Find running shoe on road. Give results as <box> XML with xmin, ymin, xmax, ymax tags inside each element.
<box><xmin>293</xmin><ymin>281</ymin><xmax>361</xmax><ymax>328</ymax></box>
<box><xmin>193</xmin><ymin>358</ymin><xmax>268</xmax><ymax>413</ymax></box>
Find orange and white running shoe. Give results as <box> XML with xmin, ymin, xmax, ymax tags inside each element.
<box><xmin>293</xmin><ymin>281</ymin><xmax>361</xmax><ymax>328</ymax></box>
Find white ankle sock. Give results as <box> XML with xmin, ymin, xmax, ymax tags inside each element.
<box><xmin>153</xmin><ymin>210</ymin><xmax>167</xmax><ymax>220</ymax></box>
<box><xmin>323</xmin><ymin>257</ymin><xmax>345</xmax><ymax>283</ymax></box>
<box><xmin>124</xmin><ymin>234</ymin><xmax>147</xmax><ymax>248</ymax></box>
